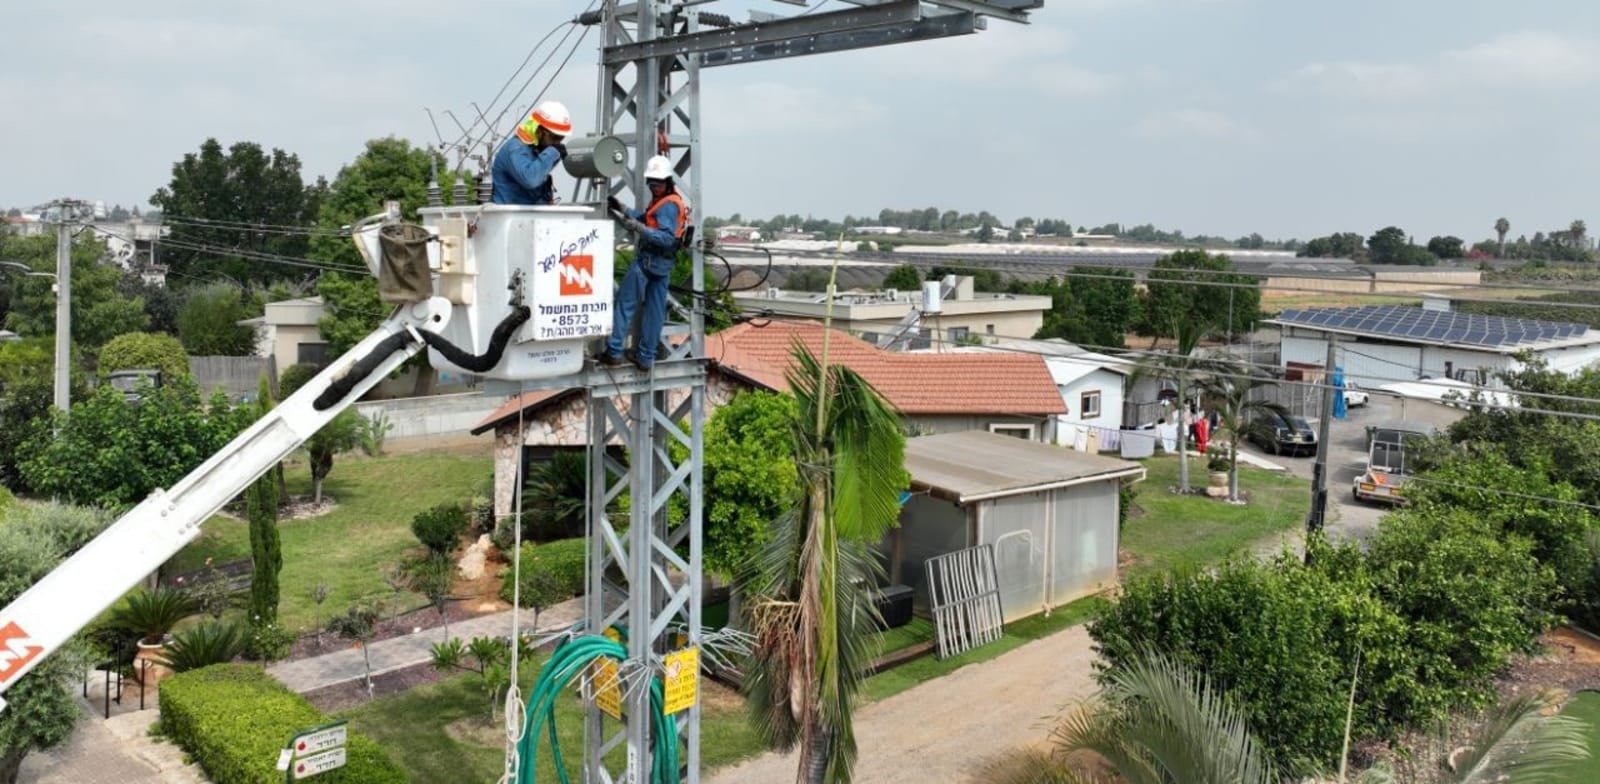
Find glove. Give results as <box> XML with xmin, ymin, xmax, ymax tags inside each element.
<box><xmin>607</xmin><ymin>196</ymin><xmax>623</xmax><ymax>214</ymax></box>
<box><xmin>550</xmin><ymin>142</ymin><xmax>568</xmax><ymax>160</ymax></box>
<box><xmin>622</xmin><ymin>218</ymin><xmax>649</xmax><ymax>235</ymax></box>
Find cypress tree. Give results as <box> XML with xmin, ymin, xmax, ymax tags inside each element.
<box><xmin>247</xmin><ymin>373</ymin><xmax>281</xmax><ymax>623</ymax></box>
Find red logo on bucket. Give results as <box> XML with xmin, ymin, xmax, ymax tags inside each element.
<box><xmin>559</xmin><ymin>255</ymin><xmax>594</xmax><ymax>296</ymax></box>
<box><xmin>0</xmin><ymin>622</ymin><xmax>44</xmax><ymax>683</ymax></box>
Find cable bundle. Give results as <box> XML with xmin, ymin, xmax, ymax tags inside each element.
<box><xmin>517</xmin><ymin>635</ymin><xmax>678</xmax><ymax>784</ymax></box>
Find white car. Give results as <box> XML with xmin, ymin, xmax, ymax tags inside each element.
<box><xmin>1342</xmin><ymin>384</ymin><xmax>1369</xmax><ymax>408</ymax></box>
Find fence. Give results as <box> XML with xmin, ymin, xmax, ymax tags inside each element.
<box><xmin>189</xmin><ymin>355</ymin><xmax>276</xmax><ymax>401</ymax></box>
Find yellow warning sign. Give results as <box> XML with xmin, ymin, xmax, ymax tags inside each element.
<box><xmin>662</xmin><ymin>647</ymin><xmax>699</xmax><ymax>715</ymax></box>
<box><xmin>591</xmin><ymin>659</ymin><xmax>622</xmax><ymax>721</ymax></box>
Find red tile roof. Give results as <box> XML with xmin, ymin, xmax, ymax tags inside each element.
<box><xmin>706</xmin><ymin>321</ymin><xmax>1065</xmax><ymax>416</ymax></box>
<box><xmin>471</xmin><ymin>388</ymin><xmax>581</xmax><ymax>434</ymax></box>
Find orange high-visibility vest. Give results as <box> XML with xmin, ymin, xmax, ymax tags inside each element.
<box><xmin>645</xmin><ymin>193</ymin><xmax>690</xmax><ymax>240</ymax></box>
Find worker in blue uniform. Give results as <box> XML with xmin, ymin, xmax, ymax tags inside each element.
<box><xmin>594</xmin><ymin>155</ymin><xmax>691</xmax><ymax>373</ymax></box>
<box><xmin>490</xmin><ymin>100</ymin><xmax>572</xmax><ymax>205</ymax></box>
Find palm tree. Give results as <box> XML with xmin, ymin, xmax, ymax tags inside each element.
<box><xmin>1197</xmin><ymin>360</ymin><xmax>1289</xmax><ymax>503</ymax></box>
<box><xmin>1049</xmin><ymin>649</ymin><xmax>1278</xmax><ymax>784</ymax></box>
<box><xmin>1132</xmin><ymin>320</ymin><xmax>1204</xmax><ymax>493</ymax></box>
<box><xmin>1494</xmin><ymin>217</ymin><xmax>1510</xmax><ymax>257</ymax></box>
<box><xmin>743</xmin><ymin>343</ymin><xmax>906</xmax><ymax>784</ymax></box>
<box><xmin>1354</xmin><ymin>690</ymin><xmax>1589</xmax><ymax>783</ymax></box>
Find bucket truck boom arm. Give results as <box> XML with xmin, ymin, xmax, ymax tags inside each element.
<box><xmin>0</xmin><ymin>296</ymin><xmax>462</xmax><ymax>709</ymax></box>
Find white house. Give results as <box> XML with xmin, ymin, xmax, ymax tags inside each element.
<box><xmin>1269</xmin><ymin>304</ymin><xmax>1600</xmax><ymax>388</ymax></box>
<box><xmin>1044</xmin><ymin>352</ymin><xmax>1130</xmax><ymax>452</ymax></box>
<box><xmin>240</xmin><ymin>297</ymin><xmax>328</xmax><ymax>372</ymax></box>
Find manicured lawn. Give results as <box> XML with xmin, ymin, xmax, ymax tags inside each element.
<box><xmin>170</xmin><ymin>452</ymin><xmax>492</xmax><ymax>634</ymax></box>
<box><xmin>340</xmin><ymin>655</ymin><xmax>764</xmax><ymax>784</ymax></box>
<box><xmin>1120</xmin><ymin>455</ymin><xmax>1308</xmax><ymax>577</ymax></box>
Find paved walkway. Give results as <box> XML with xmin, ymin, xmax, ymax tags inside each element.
<box><xmin>707</xmin><ymin>625</ymin><xmax>1101</xmax><ymax>784</ymax></box>
<box><xmin>269</xmin><ymin>596</ymin><xmax>585</xmax><ymax>693</ymax></box>
<box><xmin>19</xmin><ymin>700</ymin><xmax>205</xmax><ymax>784</ymax></box>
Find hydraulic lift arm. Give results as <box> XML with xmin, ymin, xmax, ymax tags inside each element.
<box><xmin>0</xmin><ymin>297</ymin><xmax>458</xmax><ymax>709</ymax></box>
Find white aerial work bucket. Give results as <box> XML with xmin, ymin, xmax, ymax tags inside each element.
<box><xmin>413</xmin><ymin>204</ymin><xmax>614</xmax><ymax>380</ymax></box>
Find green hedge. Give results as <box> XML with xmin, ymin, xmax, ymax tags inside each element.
<box><xmin>500</xmin><ymin>538</ymin><xmax>586</xmax><ymax>607</ymax></box>
<box><xmin>160</xmin><ymin>664</ymin><xmax>404</xmax><ymax>783</ymax></box>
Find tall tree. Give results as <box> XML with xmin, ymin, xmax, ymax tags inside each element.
<box><xmin>1570</xmin><ymin>219</ymin><xmax>1589</xmax><ymax>251</ymax></box>
<box><xmin>1366</xmin><ymin>226</ymin><xmax>1410</xmax><ymax>265</ymax></box>
<box><xmin>1136</xmin><ymin>321</ymin><xmax>1203</xmax><ymax>493</ymax></box>
<box><xmin>149</xmin><ymin>139</ymin><xmax>325</xmax><ymax>284</ymax></box>
<box><xmin>1494</xmin><ymin>217</ymin><xmax>1511</xmax><ymax>257</ymax></box>
<box><xmin>744</xmin><ymin>346</ymin><xmax>906</xmax><ymax>784</ymax></box>
<box><xmin>309</xmin><ymin>138</ymin><xmax>455</xmax><ymax>395</ymax></box>
<box><xmin>1425</xmin><ymin>236</ymin><xmax>1466</xmax><ymax>260</ymax></box>
<box><xmin>246</xmin><ymin>373</ymin><xmax>282</xmax><ymax>626</ymax></box>
<box><xmin>1141</xmin><ymin>249</ymin><xmax>1258</xmax><ymax>341</ymax></box>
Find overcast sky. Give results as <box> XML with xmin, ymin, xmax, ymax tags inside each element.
<box><xmin>4</xmin><ymin>0</ymin><xmax>1598</xmax><ymax>242</ymax></box>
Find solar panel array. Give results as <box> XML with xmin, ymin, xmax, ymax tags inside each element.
<box><xmin>1275</xmin><ymin>305</ymin><xmax>1589</xmax><ymax>348</ymax></box>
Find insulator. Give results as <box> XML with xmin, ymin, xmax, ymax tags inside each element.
<box><xmin>477</xmin><ymin>172</ymin><xmax>494</xmax><ymax>204</ymax></box>
<box><xmin>452</xmin><ymin>178</ymin><xmax>467</xmax><ymax>206</ymax></box>
<box><xmin>699</xmin><ymin>12</ymin><xmax>734</xmax><ymax>28</ymax></box>
<box><xmin>427</xmin><ymin>180</ymin><xmax>443</xmax><ymax>208</ymax></box>
<box><xmin>576</xmin><ymin>10</ymin><xmax>603</xmax><ymax>25</ymax></box>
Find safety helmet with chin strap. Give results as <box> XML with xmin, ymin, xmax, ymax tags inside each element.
<box><xmin>516</xmin><ymin>101</ymin><xmax>573</xmax><ymax>144</ymax></box>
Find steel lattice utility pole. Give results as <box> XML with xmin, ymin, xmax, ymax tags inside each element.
<box><xmin>560</xmin><ymin>2</ymin><xmax>1042</xmax><ymax>781</ymax></box>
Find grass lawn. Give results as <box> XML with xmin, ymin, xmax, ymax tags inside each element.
<box><xmin>340</xmin><ymin>655</ymin><xmax>764</xmax><ymax>784</ymax></box>
<box><xmin>1120</xmin><ymin>455</ymin><xmax>1308</xmax><ymax>577</ymax></box>
<box><xmin>170</xmin><ymin>451</ymin><xmax>491</xmax><ymax>634</ymax></box>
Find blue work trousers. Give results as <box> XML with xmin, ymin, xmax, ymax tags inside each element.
<box><xmin>606</xmin><ymin>255</ymin><xmax>672</xmax><ymax>367</ymax></box>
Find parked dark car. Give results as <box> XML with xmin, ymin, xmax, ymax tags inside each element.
<box><xmin>1248</xmin><ymin>411</ymin><xmax>1317</xmax><ymax>456</ymax></box>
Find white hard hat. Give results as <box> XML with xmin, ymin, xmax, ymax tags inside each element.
<box><xmin>643</xmin><ymin>155</ymin><xmax>675</xmax><ymax>181</ymax></box>
<box><xmin>517</xmin><ymin>100</ymin><xmax>573</xmax><ymax>143</ymax></box>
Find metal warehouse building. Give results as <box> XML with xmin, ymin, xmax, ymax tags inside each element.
<box><xmin>1269</xmin><ymin>304</ymin><xmax>1600</xmax><ymax>386</ymax></box>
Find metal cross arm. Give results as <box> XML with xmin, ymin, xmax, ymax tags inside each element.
<box><xmin>836</xmin><ymin>0</ymin><xmax>1039</xmax><ymax>24</ymax></box>
<box><xmin>602</xmin><ymin>0</ymin><xmax>925</xmax><ymax>63</ymax></box>
<box><xmin>0</xmin><ymin>261</ymin><xmax>55</xmax><ymax>279</ymax></box>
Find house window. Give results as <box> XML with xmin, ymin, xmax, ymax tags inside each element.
<box><xmin>947</xmin><ymin>326</ymin><xmax>970</xmax><ymax>343</ymax></box>
<box><xmin>297</xmin><ymin>342</ymin><xmax>330</xmax><ymax>367</ymax></box>
<box><xmin>1080</xmin><ymin>390</ymin><xmax>1102</xmax><ymax>419</ymax></box>
<box><xmin>989</xmin><ymin>423</ymin><xmax>1034</xmax><ymax>440</ymax></box>
<box><xmin>985</xmin><ymin>324</ymin><xmax>995</xmax><ymax>335</ymax></box>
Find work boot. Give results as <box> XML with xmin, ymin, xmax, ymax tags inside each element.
<box><xmin>624</xmin><ymin>348</ymin><xmax>652</xmax><ymax>373</ymax></box>
<box><xmin>591</xmin><ymin>346</ymin><xmax>622</xmax><ymax>367</ymax></box>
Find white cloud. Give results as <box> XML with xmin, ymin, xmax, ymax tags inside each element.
<box><xmin>1290</xmin><ymin>29</ymin><xmax>1600</xmax><ymax>102</ymax></box>
<box><xmin>1133</xmin><ymin>109</ymin><xmax>1261</xmax><ymax>142</ymax></box>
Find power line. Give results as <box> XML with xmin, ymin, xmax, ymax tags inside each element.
<box><xmin>157</xmin><ymin>216</ymin><xmax>348</xmax><ymax>238</ymax></box>
<box><xmin>447</xmin><ymin>18</ymin><xmax>575</xmax><ymax>153</ymax></box>
<box><xmin>472</xmin><ymin>9</ymin><xmax>595</xmax><ymax>158</ymax></box>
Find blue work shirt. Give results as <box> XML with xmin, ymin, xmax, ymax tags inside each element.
<box><xmin>490</xmin><ymin>142</ymin><xmax>562</xmax><ymax>205</ymax></box>
<box><xmin>627</xmin><ymin>197</ymin><xmax>682</xmax><ymax>275</ymax></box>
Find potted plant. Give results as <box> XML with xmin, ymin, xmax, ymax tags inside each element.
<box><xmin>110</xmin><ymin>586</ymin><xmax>199</xmax><ymax>685</ymax></box>
<box><xmin>1206</xmin><ymin>451</ymin><xmax>1230</xmax><ymax>496</ymax></box>
<box><xmin>110</xmin><ymin>586</ymin><xmax>200</xmax><ymax>647</ymax></box>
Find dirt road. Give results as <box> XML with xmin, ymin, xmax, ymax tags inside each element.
<box><xmin>706</xmin><ymin>625</ymin><xmax>1099</xmax><ymax>784</ymax></box>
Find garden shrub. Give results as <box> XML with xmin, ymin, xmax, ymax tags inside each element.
<box><xmin>1362</xmin><ymin>507</ymin><xmax>1557</xmax><ymax>715</ymax></box>
<box><xmin>159</xmin><ymin>664</ymin><xmax>403</xmax><ymax>784</ymax></box>
<box><xmin>499</xmin><ymin>538</ymin><xmax>586</xmax><ymax>607</ymax></box>
<box><xmin>98</xmin><ymin>331</ymin><xmax>190</xmax><ymax>381</ymax></box>
<box><xmin>411</xmin><ymin>502</ymin><xmax>469</xmax><ymax>556</ymax></box>
<box><xmin>1090</xmin><ymin>551</ymin><xmax>1405</xmax><ymax>776</ymax></box>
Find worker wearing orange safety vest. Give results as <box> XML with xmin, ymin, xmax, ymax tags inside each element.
<box><xmin>595</xmin><ymin>155</ymin><xmax>690</xmax><ymax>372</ymax></box>
<box><xmin>491</xmin><ymin>100</ymin><xmax>573</xmax><ymax>205</ymax></box>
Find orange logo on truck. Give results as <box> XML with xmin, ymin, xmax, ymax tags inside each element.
<box><xmin>559</xmin><ymin>255</ymin><xmax>594</xmax><ymax>296</ymax></box>
<box><xmin>0</xmin><ymin>622</ymin><xmax>43</xmax><ymax>683</ymax></box>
